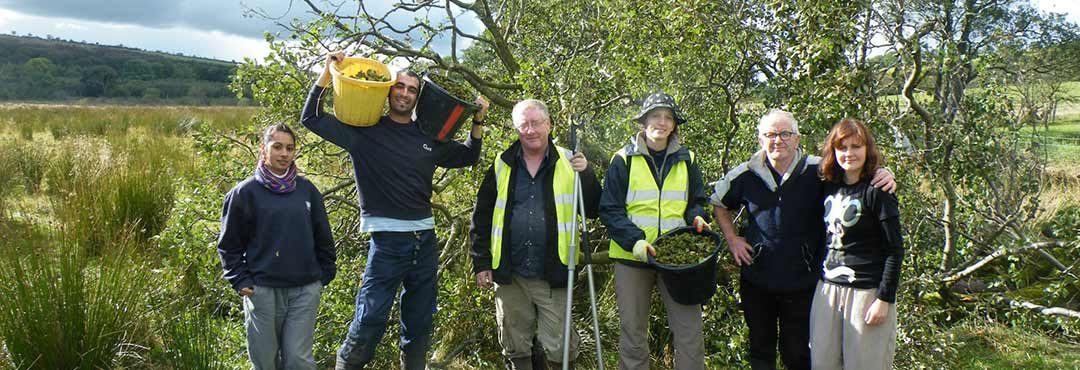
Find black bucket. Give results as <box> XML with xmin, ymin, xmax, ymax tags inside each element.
<box><xmin>415</xmin><ymin>73</ymin><xmax>479</xmax><ymax>142</ymax></box>
<box><xmin>647</xmin><ymin>227</ymin><xmax>723</xmax><ymax>305</ymax></box>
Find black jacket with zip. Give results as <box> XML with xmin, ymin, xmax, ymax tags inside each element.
<box><xmin>599</xmin><ymin>132</ymin><xmax>710</xmax><ymax>268</ymax></box>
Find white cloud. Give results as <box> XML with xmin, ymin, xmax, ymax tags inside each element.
<box><xmin>55</xmin><ymin>22</ymin><xmax>86</xmax><ymax>31</ymax></box>
<box><xmin>0</xmin><ymin>7</ymin><xmax>21</xmax><ymax>29</ymax></box>
<box><xmin>0</xmin><ymin>1</ymin><xmax>485</xmax><ymax>61</ymax></box>
<box><xmin>0</xmin><ymin>9</ymin><xmax>269</xmax><ymax>62</ymax></box>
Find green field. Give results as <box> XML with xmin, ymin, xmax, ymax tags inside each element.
<box><xmin>1023</xmin><ymin>115</ymin><xmax>1080</xmax><ymax>168</ymax></box>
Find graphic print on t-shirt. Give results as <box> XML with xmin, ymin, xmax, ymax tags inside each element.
<box><xmin>823</xmin><ymin>193</ymin><xmax>862</xmax><ymax>283</ymax></box>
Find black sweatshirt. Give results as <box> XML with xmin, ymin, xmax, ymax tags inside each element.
<box><xmin>217</xmin><ymin>177</ymin><xmax>336</xmax><ymax>291</ymax></box>
<box><xmin>300</xmin><ymin>85</ymin><xmax>481</xmax><ymax>222</ymax></box>
<box><xmin>821</xmin><ymin>179</ymin><xmax>904</xmax><ymax>303</ymax></box>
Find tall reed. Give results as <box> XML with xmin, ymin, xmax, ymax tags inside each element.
<box><xmin>0</xmin><ymin>225</ymin><xmax>158</xmax><ymax>369</ymax></box>
<box><xmin>153</xmin><ymin>310</ymin><xmax>236</xmax><ymax>370</ymax></box>
<box><xmin>50</xmin><ymin>137</ymin><xmax>177</xmax><ymax>256</ymax></box>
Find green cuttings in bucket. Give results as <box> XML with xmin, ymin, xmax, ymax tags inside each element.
<box><xmin>427</xmin><ymin>74</ymin><xmax>474</xmax><ymax>101</ymax></box>
<box><xmin>654</xmin><ymin>232</ymin><xmax>714</xmax><ymax>266</ymax></box>
<box><xmin>350</xmin><ymin>69</ymin><xmax>389</xmax><ymax>82</ymax></box>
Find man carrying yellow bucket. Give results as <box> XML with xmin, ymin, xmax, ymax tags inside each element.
<box><xmin>300</xmin><ymin>51</ymin><xmax>489</xmax><ymax>370</ymax></box>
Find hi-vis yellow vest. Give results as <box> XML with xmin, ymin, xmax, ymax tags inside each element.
<box><xmin>609</xmin><ymin>149</ymin><xmax>692</xmax><ymax>261</ymax></box>
<box><xmin>490</xmin><ymin>146</ymin><xmax>579</xmax><ymax>270</ymax></box>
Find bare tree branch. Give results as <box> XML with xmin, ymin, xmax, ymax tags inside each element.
<box><xmin>941</xmin><ymin>240</ymin><xmax>1066</xmax><ymax>283</ymax></box>
<box><xmin>1001</xmin><ymin>297</ymin><xmax>1080</xmax><ymax>319</ymax></box>
<box><xmin>322</xmin><ymin>180</ymin><xmax>355</xmax><ymax>196</ymax></box>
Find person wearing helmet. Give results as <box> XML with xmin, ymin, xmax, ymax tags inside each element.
<box><xmin>599</xmin><ymin>92</ymin><xmax>711</xmax><ymax>370</ymax></box>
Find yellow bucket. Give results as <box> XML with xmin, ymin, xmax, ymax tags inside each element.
<box><xmin>329</xmin><ymin>57</ymin><xmax>397</xmax><ymax>127</ymax></box>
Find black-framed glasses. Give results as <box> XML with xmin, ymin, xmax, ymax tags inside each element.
<box><xmin>761</xmin><ymin>131</ymin><xmax>796</xmax><ymax>141</ymax></box>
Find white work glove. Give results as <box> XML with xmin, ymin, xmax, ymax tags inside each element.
<box><xmin>693</xmin><ymin>216</ymin><xmax>711</xmax><ymax>233</ymax></box>
<box><xmin>632</xmin><ymin>240</ymin><xmax>656</xmax><ymax>262</ymax></box>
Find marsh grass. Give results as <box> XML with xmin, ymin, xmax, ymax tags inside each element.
<box><xmin>43</xmin><ymin>134</ymin><xmax>183</xmax><ymax>256</ymax></box>
<box><xmin>152</xmin><ymin>310</ymin><xmax>237</xmax><ymax>370</ymax></box>
<box><xmin>0</xmin><ymin>104</ymin><xmax>256</xmax><ymax>138</ymax></box>
<box><xmin>0</xmin><ymin>104</ymin><xmax>255</xmax><ymax>369</ymax></box>
<box><xmin>0</xmin><ymin>223</ymin><xmax>158</xmax><ymax>369</ymax></box>
<box><xmin>9</xmin><ymin>141</ymin><xmax>48</xmax><ymax>194</ymax></box>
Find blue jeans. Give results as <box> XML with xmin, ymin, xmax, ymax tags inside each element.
<box><xmin>243</xmin><ymin>281</ymin><xmax>322</xmax><ymax>370</ymax></box>
<box><xmin>337</xmin><ymin>230</ymin><xmax>438</xmax><ymax>370</ymax></box>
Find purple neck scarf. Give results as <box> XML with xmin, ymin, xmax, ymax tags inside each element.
<box><xmin>254</xmin><ymin>160</ymin><xmax>298</xmax><ymax>194</ymax></box>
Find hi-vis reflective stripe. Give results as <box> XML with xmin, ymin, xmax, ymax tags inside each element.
<box><xmin>628</xmin><ymin>215</ymin><xmax>686</xmax><ymax>230</ymax></box>
<box><xmin>661</xmin><ymin>190</ymin><xmax>687</xmax><ymax>201</ymax></box>
<box><xmin>553</xmin><ymin>194</ymin><xmax>575</xmax><ymax>205</ymax></box>
<box><xmin>626</xmin><ymin>189</ymin><xmax>657</xmax><ymax>203</ymax></box>
<box><xmin>490</xmin><ymin>145</ymin><xmax>579</xmax><ymax>270</ymax></box>
<box><xmin>609</xmin><ymin>148</ymin><xmax>694</xmax><ymax>261</ymax></box>
<box><xmin>629</xmin><ymin>190</ymin><xmax>689</xmax><ymax>202</ymax></box>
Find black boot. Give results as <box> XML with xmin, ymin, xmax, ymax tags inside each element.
<box><xmin>335</xmin><ymin>355</ymin><xmax>364</xmax><ymax>370</ymax></box>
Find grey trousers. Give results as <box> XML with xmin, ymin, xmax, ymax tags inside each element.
<box><xmin>243</xmin><ymin>281</ymin><xmax>322</xmax><ymax>370</ymax></box>
<box><xmin>613</xmin><ymin>263</ymin><xmax>704</xmax><ymax>370</ymax></box>
<box><xmin>495</xmin><ymin>275</ymin><xmax>580</xmax><ymax>363</ymax></box>
<box><xmin>809</xmin><ymin>280</ymin><xmax>897</xmax><ymax>370</ymax></box>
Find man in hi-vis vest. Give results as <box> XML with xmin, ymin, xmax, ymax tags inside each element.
<box><xmin>599</xmin><ymin>92</ymin><xmax>711</xmax><ymax>370</ymax></box>
<box><xmin>470</xmin><ymin>99</ymin><xmax>601</xmax><ymax>370</ymax></box>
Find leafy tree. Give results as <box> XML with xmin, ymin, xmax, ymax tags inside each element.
<box><xmin>80</xmin><ymin>65</ymin><xmax>118</xmax><ymax>97</ymax></box>
<box><xmin>123</xmin><ymin>59</ymin><xmax>155</xmax><ymax>80</ymax></box>
<box><xmin>230</xmin><ymin>0</ymin><xmax>1080</xmax><ymax>367</ymax></box>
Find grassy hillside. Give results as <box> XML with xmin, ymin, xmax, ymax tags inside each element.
<box><xmin>0</xmin><ymin>34</ymin><xmax>248</xmax><ymax>105</ymax></box>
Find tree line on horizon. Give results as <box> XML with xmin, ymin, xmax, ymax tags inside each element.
<box><xmin>0</xmin><ymin>34</ymin><xmax>250</xmax><ymax>105</ymax></box>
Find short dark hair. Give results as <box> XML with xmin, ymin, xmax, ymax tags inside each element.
<box><xmin>819</xmin><ymin>118</ymin><xmax>882</xmax><ymax>183</ymax></box>
<box><xmin>261</xmin><ymin>123</ymin><xmax>296</xmax><ymax>145</ymax></box>
<box><xmin>397</xmin><ymin>69</ymin><xmax>421</xmax><ymax>81</ymax></box>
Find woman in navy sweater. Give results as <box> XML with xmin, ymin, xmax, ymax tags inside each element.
<box><xmin>217</xmin><ymin>123</ymin><xmax>337</xmax><ymax>370</ymax></box>
<box><xmin>810</xmin><ymin>118</ymin><xmax>904</xmax><ymax>369</ymax></box>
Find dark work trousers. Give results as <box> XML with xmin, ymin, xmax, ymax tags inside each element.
<box><xmin>739</xmin><ymin>279</ymin><xmax>813</xmax><ymax>370</ymax></box>
<box><xmin>337</xmin><ymin>230</ymin><xmax>439</xmax><ymax>370</ymax></box>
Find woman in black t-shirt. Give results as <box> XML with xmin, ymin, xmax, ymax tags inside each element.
<box><xmin>809</xmin><ymin>118</ymin><xmax>904</xmax><ymax>370</ymax></box>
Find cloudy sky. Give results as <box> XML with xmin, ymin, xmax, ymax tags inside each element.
<box><xmin>0</xmin><ymin>0</ymin><xmax>1077</xmax><ymax>62</ymax></box>
<box><xmin>0</xmin><ymin>0</ymin><xmax>482</xmax><ymax>62</ymax></box>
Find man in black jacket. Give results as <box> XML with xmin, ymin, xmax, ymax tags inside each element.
<box><xmin>470</xmin><ymin>99</ymin><xmax>601</xmax><ymax>370</ymax></box>
<box><xmin>712</xmin><ymin>109</ymin><xmax>894</xmax><ymax>370</ymax></box>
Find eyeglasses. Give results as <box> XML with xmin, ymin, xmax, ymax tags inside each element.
<box><xmin>514</xmin><ymin>120</ymin><xmax>549</xmax><ymax>131</ymax></box>
<box><xmin>760</xmin><ymin>131</ymin><xmax>796</xmax><ymax>141</ymax></box>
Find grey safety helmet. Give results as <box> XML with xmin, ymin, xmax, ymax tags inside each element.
<box><xmin>634</xmin><ymin>92</ymin><xmax>686</xmax><ymax>125</ymax></box>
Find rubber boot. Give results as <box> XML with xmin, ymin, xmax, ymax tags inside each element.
<box><xmin>335</xmin><ymin>355</ymin><xmax>363</xmax><ymax>370</ymax></box>
<box><xmin>400</xmin><ymin>353</ymin><xmax>428</xmax><ymax>370</ymax></box>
